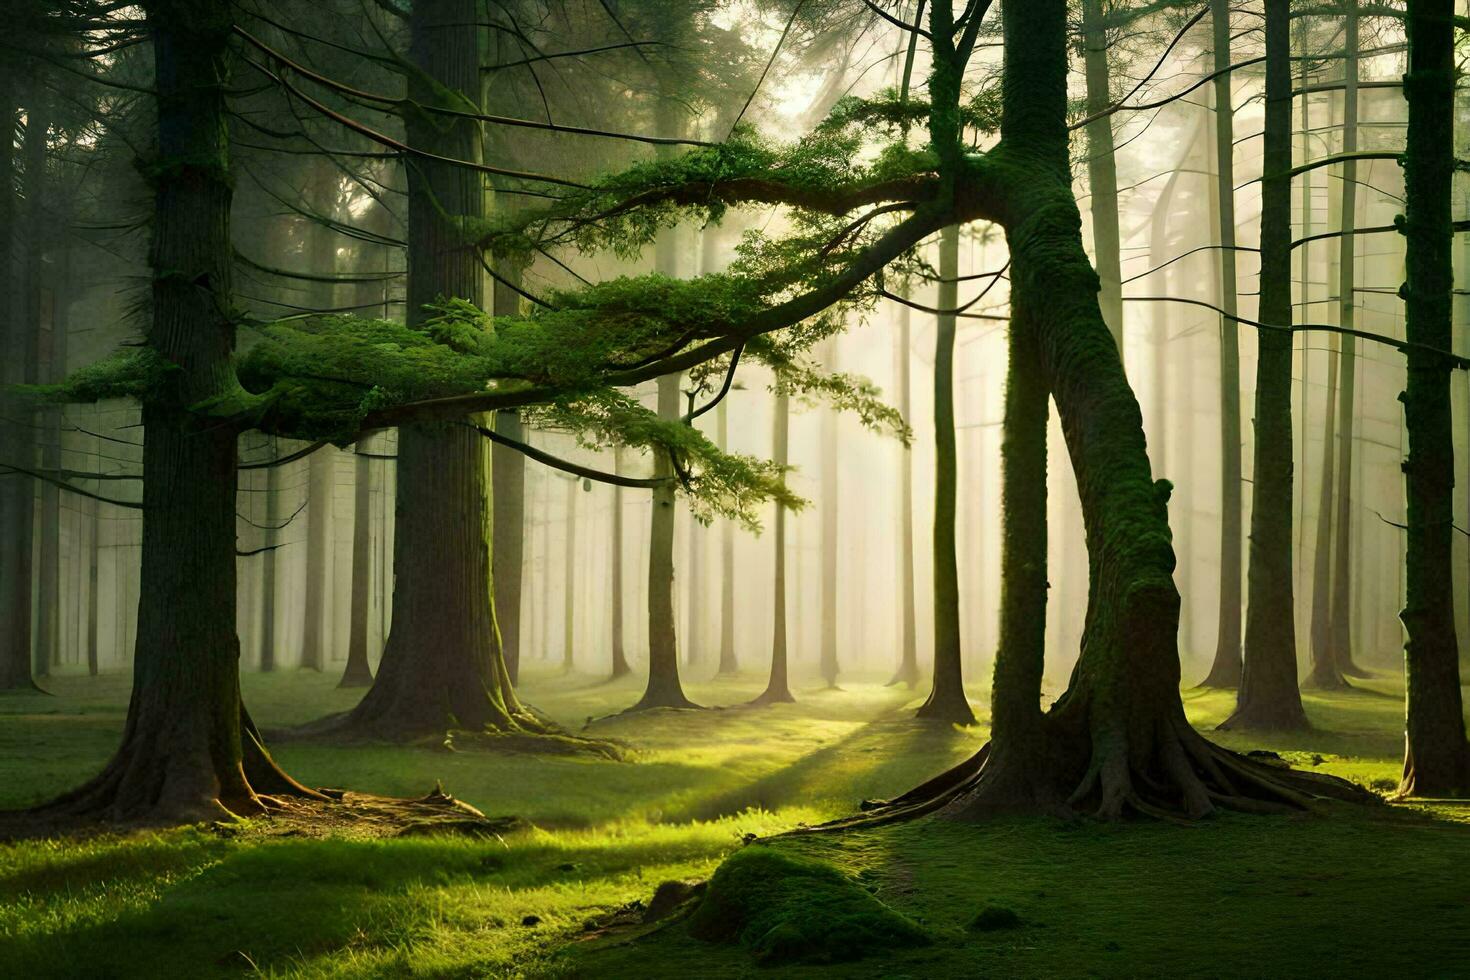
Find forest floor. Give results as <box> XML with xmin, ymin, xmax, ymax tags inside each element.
<box><xmin>0</xmin><ymin>666</ymin><xmax>1467</xmax><ymax>977</ymax></box>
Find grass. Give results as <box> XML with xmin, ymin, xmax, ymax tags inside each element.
<box><xmin>0</xmin><ymin>665</ymin><xmax>1466</xmax><ymax>978</ymax></box>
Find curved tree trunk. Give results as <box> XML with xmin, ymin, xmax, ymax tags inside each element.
<box><xmin>1201</xmin><ymin>0</ymin><xmax>1244</xmax><ymax>689</ymax></box>
<box><xmin>1222</xmin><ymin>0</ymin><xmax>1309</xmax><ymax>732</ymax></box>
<box><xmin>34</xmin><ymin>0</ymin><xmax>318</xmax><ymax>823</ymax></box>
<box><xmin>753</xmin><ymin>390</ymin><xmax>795</xmax><ymax>705</ymax></box>
<box><xmin>1397</xmin><ymin>0</ymin><xmax>1469</xmax><ymax>798</ymax></box>
<box><xmin>916</xmin><ymin>224</ymin><xmax>975</xmax><ymax>725</ymax></box>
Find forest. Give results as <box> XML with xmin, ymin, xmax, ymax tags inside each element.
<box><xmin>0</xmin><ymin>0</ymin><xmax>1468</xmax><ymax>976</ymax></box>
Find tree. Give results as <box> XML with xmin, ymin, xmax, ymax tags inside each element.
<box><xmin>887</xmin><ymin>296</ymin><xmax>919</xmax><ymax>688</ymax></box>
<box><xmin>915</xmin><ymin>224</ymin><xmax>975</xmax><ymax>726</ymax></box>
<box><xmin>1199</xmin><ymin>0</ymin><xmax>1243</xmax><ymax>689</ymax></box>
<box><xmin>610</xmin><ymin>448</ymin><xmax>632</xmax><ymax>679</ymax></box>
<box><xmin>1221</xmin><ymin>0</ymin><xmax>1309</xmax><ymax>732</ymax></box>
<box><xmin>819</xmin><ymin>339</ymin><xmax>841</xmax><ymax>689</ymax></box>
<box><xmin>1397</xmin><ymin>0</ymin><xmax>1469</xmax><ymax>797</ymax></box>
<box><xmin>1080</xmin><ymin>0</ymin><xmax>1124</xmax><ymax>355</ymax></box>
<box><xmin>340</xmin><ymin>436</ymin><xmax>376</xmax><ymax>689</ymax></box>
<box><xmin>716</xmin><ymin>400</ymin><xmax>738</xmax><ymax>675</ymax></box>
<box><xmin>752</xmin><ymin>388</ymin><xmax>796</xmax><ymax>705</ymax></box>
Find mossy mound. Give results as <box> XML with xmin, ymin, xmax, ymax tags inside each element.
<box><xmin>686</xmin><ymin>846</ymin><xmax>929</xmax><ymax>965</ymax></box>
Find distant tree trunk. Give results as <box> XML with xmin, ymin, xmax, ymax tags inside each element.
<box><xmin>1331</xmin><ymin>0</ymin><xmax>1368</xmax><ymax>679</ymax></box>
<box><xmin>1081</xmin><ymin>0</ymin><xmax>1124</xmax><ymax>354</ymax></box>
<box><xmin>715</xmin><ymin>403</ymin><xmax>738</xmax><ymax>675</ymax></box>
<box><xmin>258</xmin><ymin>445</ymin><xmax>280</xmax><ymax>672</ymax></box>
<box><xmin>888</xmin><ymin>297</ymin><xmax>919</xmax><ymax>687</ymax></box>
<box><xmin>0</xmin><ymin>66</ymin><xmax>38</xmax><ymax>692</ymax></box>
<box><xmin>1306</xmin><ymin>337</ymin><xmax>1348</xmax><ymax>689</ymax></box>
<box><xmin>754</xmin><ymin>389</ymin><xmax>796</xmax><ymax>705</ymax></box>
<box><xmin>37</xmin><ymin>0</ymin><xmax>318</xmax><ymax>822</ymax></box>
<box><xmin>610</xmin><ymin>448</ymin><xmax>631</xmax><ymax>678</ymax></box>
<box><xmin>86</xmin><ymin>492</ymin><xmax>99</xmax><ymax>676</ymax></box>
<box><xmin>491</xmin><ymin>261</ymin><xmax>526</xmax><ymax>685</ymax></box>
<box><xmin>916</xmin><ymin>224</ymin><xmax>975</xmax><ymax>725</ymax></box>
<box><xmin>1201</xmin><ymin>0</ymin><xmax>1244</xmax><ymax>688</ymax></box>
<box><xmin>28</xmin><ymin>83</ymin><xmax>56</xmax><ymax>680</ymax></box>
<box><xmin>562</xmin><ymin>475</ymin><xmax>577</xmax><ymax>672</ymax></box>
<box><xmin>327</xmin><ymin>0</ymin><xmax>539</xmax><ymax>738</ymax></box>
<box><xmin>301</xmin><ymin>177</ymin><xmax>340</xmax><ymax>673</ymax></box>
<box><xmin>629</xmin><ymin>372</ymin><xmax>700</xmax><ymax>710</ymax></box>
<box><xmin>819</xmin><ymin>339</ymin><xmax>841</xmax><ymax>688</ymax></box>
<box><xmin>1397</xmin><ymin>0</ymin><xmax>1469</xmax><ymax>797</ymax></box>
<box><xmin>340</xmin><ymin>438</ymin><xmax>375</xmax><ymax>688</ymax></box>
<box><xmin>1222</xmin><ymin>0</ymin><xmax>1309</xmax><ymax>731</ymax></box>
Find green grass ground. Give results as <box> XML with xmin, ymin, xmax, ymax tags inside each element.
<box><xmin>0</xmin><ymin>666</ymin><xmax>1466</xmax><ymax>978</ymax></box>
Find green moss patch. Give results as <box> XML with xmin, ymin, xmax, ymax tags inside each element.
<box><xmin>687</xmin><ymin>845</ymin><xmax>929</xmax><ymax>965</ymax></box>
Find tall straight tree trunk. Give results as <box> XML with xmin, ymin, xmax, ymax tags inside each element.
<box><xmin>301</xmin><ymin>177</ymin><xmax>340</xmax><ymax>673</ymax></box>
<box><xmin>340</xmin><ymin>438</ymin><xmax>375</xmax><ymax>688</ymax></box>
<box><xmin>38</xmin><ymin>0</ymin><xmax>316</xmax><ymax>822</ymax></box>
<box><xmin>819</xmin><ymin>339</ymin><xmax>840</xmax><ymax>688</ymax></box>
<box><xmin>1306</xmin><ymin>336</ymin><xmax>1348</xmax><ymax>689</ymax></box>
<box><xmin>562</xmin><ymin>475</ymin><xmax>577</xmax><ymax>672</ymax></box>
<box><xmin>1081</xmin><ymin>0</ymin><xmax>1124</xmax><ymax>354</ymax></box>
<box><xmin>916</xmin><ymin>224</ymin><xmax>975</xmax><ymax>725</ymax></box>
<box><xmin>630</xmin><ymin>372</ymin><xmax>699</xmax><ymax>709</ymax></box>
<box><xmin>491</xmin><ymin>260</ymin><xmax>526</xmax><ymax>684</ymax></box>
<box><xmin>86</xmin><ymin>491</ymin><xmax>99</xmax><ymax>676</ymax></box>
<box><xmin>610</xmin><ymin>448</ymin><xmax>631</xmax><ymax>678</ymax></box>
<box><xmin>753</xmin><ymin>390</ymin><xmax>795</xmax><ymax>705</ymax></box>
<box><xmin>27</xmin><ymin>84</ymin><xmax>56</xmax><ymax>680</ymax></box>
<box><xmin>1397</xmin><ymin>0</ymin><xmax>1469</xmax><ymax>797</ymax></box>
<box><xmin>1222</xmin><ymin>0</ymin><xmax>1309</xmax><ymax>731</ymax></box>
<box><xmin>1332</xmin><ymin>0</ymin><xmax>1368</xmax><ymax>679</ymax></box>
<box><xmin>1201</xmin><ymin>0</ymin><xmax>1244</xmax><ymax>689</ymax></box>
<box><xmin>0</xmin><ymin>66</ymin><xmax>38</xmax><ymax>692</ymax></box>
<box><xmin>258</xmin><ymin>447</ymin><xmax>280</xmax><ymax>672</ymax></box>
<box><xmin>332</xmin><ymin>0</ymin><xmax>534</xmax><ymax>738</ymax></box>
<box><xmin>888</xmin><ymin>296</ymin><xmax>919</xmax><ymax>687</ymax></box>
<box><xmin>715</xmin><ymin>402</ymin><xmax>738</xmax><ymax>675</ymax></box>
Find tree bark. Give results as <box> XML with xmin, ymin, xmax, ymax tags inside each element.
<box><xmin>1081</xmin><ymin>0</ymin><xmax>1124</xmax><ymax>355</ymax></box>
<box><xmin>1222</xmin><ymin>0</ymin><xmax>1310</xmax><ymax>732</ymax></box>
<box><xmin>1397</xmin><ymin>0</ymin><xmax>1469</xmax><ymax>797</ymax></box>
<box><xmin>490</xmin><ymin>261</ymin><xmax>525</xmax><ymax>685</ymax></box>
<box><xmin>35</xmin><ymin>0</ymin><xmax>317</xmax><ymax>823</ymax></box>
<box><xmin>753</xmin><ymin>390</ymin><xmax>795</xmax><ymax>705</ymax></box>
<box><xmin>1201</xmin><ymin>0</ymin><xmax>1244</xmax><ymax>689</ymax></box>
<box><xmin>916</xmin><ymin>224</ymin><xmax>975</xmax><ymax>725</ymax></box>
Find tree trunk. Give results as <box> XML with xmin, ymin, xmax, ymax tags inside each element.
<box><xmin>1397</xmin><ymin>0</ymin><xmax>1469</xmax><ymax>798</ymax></box>
<box><xmin>36</xmin><ymin>0</ymin><xmax>317</xmax><ymax>823</ymax></box>
<box><xmin>1201</xmin><ymin>0</ymin><xmax>1244</xmax><ymax>689</ymax></box>
<box><xmin>629</xmin><ymin>373</ymin><xmax>700</xmax><ymax>710</ymax></box>
<box><xmin>1332</xmin><ymin>0</ymin><xmax>1368</xmax><ymax>680</ymax></box>
<box><xmin>258</xmin><ymin>444</ymin><xmax>280</xmax><ymax>673</ymax></box>
<box><xmin>916</xmin><ymin>224</ymin><xmax>975</xmax><ymax>725</ymax></box>
<box><xmin>1305</xmin><ymin>337</ymin><xmax>1348</xmax><ymax>689</ymax></box>
<box><xmin>844</xmin><ymin>0</ymin><xmax>1369</xmax><ymax>825</ymax></box>
<box><xmin>715</xmin><ymin>403</ymin><xmax>738</xmax><ymax>675</ymax></box>
<box><xmin>28</xmin><ymin>83</ymin><xmax>56</xmax><ymax>680</ymax></box>
<box><xmin>328</xmin><ymin>0</ymin><xmax>537</xmax><ymax>738</ymax></box>
<box><xmin>1222</xmin><ymin>0</ymin><xmax>1310</xmax><ymax>732</ymax></box>
<box><xmin>0</xmin><ymin>63</ymin><xmax>37</xmax><ymax>692</ymax></box>
<box><xmin>340</xmin><ymin>438</ymin><xmax>375</xmax><ymax>688</ymax></box>
<box><xmin>1081</xmin><ymin>0</ymin><xmax>1124</xmax><ymax>355</ymax></box>
<box><xmin>888</xmin><ymin>296</ymin><xmax>920</xmax><ymax>687</ymax></box>
<box><xmin>490</xmin><ymin>261</ymin><xmax>525</xmax><ymax>685</ymax></box>
<box><xmin>301</xmin><ymin>176</ymin><xmax>340</xmax><ymax>673</ymax></box>
<box><xmin>819</xmin><ymin>340</ymin><xmax>841</xmax><ymax>688</ymax></box>
<box><xmin>611</xmin><ymin>448</ymin><xmax>631</xmax><ymax>678</ymax></box>
<box><xmin>753</xmin><ymin>390</ymin><xmax>795</xmax><ymax>705</ymax></box>
<box><xmin>562</xmin><ymin>475</ymin><xmax>577</xmax><ymax>672</ymax></box>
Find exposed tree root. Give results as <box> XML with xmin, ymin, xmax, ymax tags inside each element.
<box><xmin>747</xmin><ymin>687</ymin><xmax>796</xmax><ymax>707</ymax></box>
<box><xmin>776</xmin><ymin>716</ymin><xmax>1377</xmax><ymax>836</ymax></box>
<box><xmin>277</xmin><ymin>705</ymin><xmax>625</xmax><ymax>760</ymax></box>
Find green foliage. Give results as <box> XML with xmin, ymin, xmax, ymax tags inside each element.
<box><xmin>687</xmin><ymin>846</ymin><xmax>930</xmax><ymax>965</ymax></box>
<box><xmin>22</xmin><ymin>349</ymin><xmax>178</xmax><ymax>405</ymax></box>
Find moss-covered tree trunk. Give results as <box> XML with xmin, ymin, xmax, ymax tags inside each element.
<box><xmin>1222</xmin><ymin>0</ymin><xmax>1309</xmax><ymax>732</ymax></box>
<box><xmin>1200</xmin><ymin>0</ymin><xmax>1244</xmax><ymax>689</ymax></box>
<box><xmin>916</xmin><ymin>224</ymin><xmax>975</xmax><ymax>726</ymax></box>
<box><xmin>38</xmin><ymin>0</ymin><xmax>317</xmax><ymax>822</ymax></box>
<box><xmin>330</xmin><ymin>0</ymin><xmax>537</xmax><ymax>738</ymax></box>
<box><xmin>888</xmin><ymin>297</ymin><xmax>920</xmax><ymax>688</ymax></box>
<box><xmin>753</xmin><ymin>389</ymin><xmax>795</xmax><ymax>705</ymax></box>
<box><xmin>340</xmin><ymin>438</ymin><xmax>376</xmax><ymax>688</ymax></box>
<box><xmin>1397</xmin><ymin>0</ymin><xmax>1469</xmax><ymax>797</ymax></box>
<box><xmin>630</xmin><ymin>372</ymin><xmax>699</xmax><ymax>710</ymax></box>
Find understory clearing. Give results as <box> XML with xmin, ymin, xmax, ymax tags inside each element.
<box><xmin>0</xmin><ymin>667</ymin><xmax>1465</xmax><ymax>978</ymax></box>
